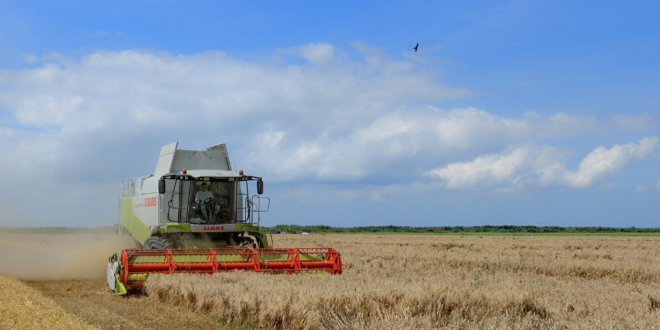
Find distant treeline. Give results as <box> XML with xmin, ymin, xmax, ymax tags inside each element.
<box><xmin>3</xmin><ymin>225</ymin><xmax>659</xmax><ymax>235</ymax></box>
<box><xmin>0</xmin><ymin>226</ymin><xmax>115</xmax><ymax>234</ymax></box>
<box><xmin>266</xmin><ymin>225</ymin><xmax>660</xmax><ymax>234</ymax></box>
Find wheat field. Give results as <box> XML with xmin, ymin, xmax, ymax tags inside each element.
<box><xmin>146</xmin><ymin>234</ymin><xmax>660</xmax><ymax>329</ymax></box>
<box><xmin>2</xmin><ymin>233</ymin><xmax>660</xmax><ymax>329</ymax></box>
<box><xmin>0</xmin><ymin>273</ymin><xmax>97</xmax><ymax>330</ymax></box>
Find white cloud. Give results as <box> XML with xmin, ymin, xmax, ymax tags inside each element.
<box><xmin>254</xmin><ymin>131</ymin><xmax>285</xmax><ymax>149</ymax></box>
<box><xmin>0</xmin><ymin>48</ymin><xmax>470</xmax><ymax>182</ymax></box>
<box><xmin>297</xmin><ymin>43</ymin><xmax>335</xmax><ymax>64</ymax></box>
<box><xmin>0</xmin><ymin>45</ymin><xmax>657</xmax><ymax>225</ymax></box>
<box><xmin>427</xmin><ymin>147</ymin><xmax>531</xmax><ymax>189</ymax></box>
<box><xmin>0</xmin><ymin>46</ymin><xmax>476</xmax><ymax>225</ymax></box>
<box><xmin>540</xmin><ymin>137</ymin><xmax>658</xmax><ymax>188</ymax></box>
<box><xmin>636</xmin><ymin>185</ymin><xmax>647</xmax><ymax>193</ymax></box>
<box><xmin>275</xmin><ymin>43</ymin><xmax>338</xmax><ymax>64</ymax></box>
<box><xmin>427</xmin><ymin>145</ymin><xmax>563</xmax><ymax>190</ymax></box>
<box><xmin>429</xmin><ymin>137</ymin><xmax>658</xmax><ymax>190</ymax></box>
<box><xmin>248</xmin><ymin>107</ymin><xmax>640</xmax><ymax>183</ymax></box>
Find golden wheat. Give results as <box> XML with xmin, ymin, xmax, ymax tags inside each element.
<box><xmin>144</xmin><ymin>234</ymin><xmax>660</xmax><ymax>329</ymax></box>
<box><xmin>0</xmin><ymin>273</ymin><xmax>97</xmax><ymax>330</ymax></box>
<box><xmin>4</xmin><ymin>233</ymin><xmax>660</xmax><ymax>329</ymax></box>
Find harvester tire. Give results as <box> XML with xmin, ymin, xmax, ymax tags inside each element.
<box><xmin>144</xmin><ymin>236</ymin><xmax>173</xmax><ymax>249</ymax></box>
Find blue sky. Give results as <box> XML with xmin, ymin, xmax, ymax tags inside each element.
<box><xmin>0</xmin><ymin>1</ymin><xmax>658</xmax><ymax>227</ymax></box>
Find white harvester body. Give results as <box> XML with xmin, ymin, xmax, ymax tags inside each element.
<box><xmin>108</xmin><ymin>142</ymin><xmax>342</xmax><ymax>296</ymax></box>
<box><xmin>118</xmin><ymin>142</ymin><xmax>268</xmax><ymax>249</ymax></box>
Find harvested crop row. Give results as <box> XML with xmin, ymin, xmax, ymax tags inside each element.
<box><xmin>0</xmin><ymin>273</ymin><xmax>97</xmax><ymax>330</ymax></box>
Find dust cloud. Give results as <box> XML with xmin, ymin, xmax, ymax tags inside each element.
<box><xmin>0</xmin><ymin>233</ymin><xmax>141</xmax><ymax>280</ymax></box>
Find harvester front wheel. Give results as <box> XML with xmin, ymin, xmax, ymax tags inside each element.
<box><xmin>144</xmin><ymin>236</ymin><xmax>173</xmax><ymax>249</ymax></box>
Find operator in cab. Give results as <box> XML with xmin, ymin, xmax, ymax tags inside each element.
<box><xmin>195</xmin><ymin>182</ymin><xmax>220</xmax><ymax>221</ymax></box>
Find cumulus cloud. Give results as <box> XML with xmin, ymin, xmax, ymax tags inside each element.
<box><xmin>246</xmin><ymin>108</ymin><xmax>639</xmax><ymax>183</ymax></box>
<box><xmin>297</xmin><ymin>43</ymin><xmax>336</xmax><ymax>64</ymax></box>
<box><xmin>0</xmin><ymin>44</ymin><xmax>657</xmax><ymax>225</ymax></box>
<box><xmin>427</xmin><ymin>147</ymin><xmax>532</xmax><ymax>190</ymax></box>
<box><xmin>275</xmin><ymin>43</ymin><xmax>338</xmax><ymax>64</ymax></box>
<box><xmin>540</xmin><ymin>137</ymin><xmax>658</xmax><ymax>188</ymax></box>
<box><xmin>429</xmin><ymin>137</ymin><xmax>658</xmax><ymax>190</ymax></box>
<box><xmin>427</xmin><ymin>145</ymin><xmax>562</xmax><ymax>190</ymax></box>
<box><xmin>0</xmin><ymin>48</ymin><xmax>468</xmax><ymax>182</ymax></box>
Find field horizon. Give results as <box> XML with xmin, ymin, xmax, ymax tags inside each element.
<box><xmin>3</xmin><ymin>224</ymin><xmax>660</xmax><ymax>236</ymax></box>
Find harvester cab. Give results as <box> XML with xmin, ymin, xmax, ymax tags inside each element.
<box><xmin>108</xmin><ymin>142</ymin><xmax>342</xmax><ymax>295</ymax></box>
<box><xmin>118</xmin><ymin>142</ymin><xmax>270</xmax><ymax>250</ymax></box>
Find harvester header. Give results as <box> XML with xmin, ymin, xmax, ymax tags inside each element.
<box><xmin>108</xmin><ymin>142</ymin><xmax>342</xmax><ymax>294</ymax></box>
<box><xmin>108</xmin><ymin>247</ymin><xmax>342</xmax><ymax>294</ymax></box>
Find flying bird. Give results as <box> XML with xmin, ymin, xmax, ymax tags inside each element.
<box><xmin>414</xmin><ymin>43</ymin><xmax>419</xmax><ymax>52</ymax></box>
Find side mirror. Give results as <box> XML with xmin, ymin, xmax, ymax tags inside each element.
<box><xmin>257</xmin><ymin>179</ymin><xmax>264</xmax><ymax>195</ymax></box>
<box><xmin>158</xmin><ymin>179</ymin><xmax>166</xmax><ymax>194</ymax></box>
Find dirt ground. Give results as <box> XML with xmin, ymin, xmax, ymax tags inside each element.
<box><xmin>0</xmin><ymin>273</ymin><xmax>95</xmax><ymax>330</ymax></box>
<box><xmin>0</xmin><ymin>233</ymin><xmax>225</xmax><ymax>330</ymax></box>
<box><xmin>25</xmin><ymin>280</ymin><xmax>225</xmax><ymax>330</ymax></box>
<box><xmin>2</xmin><ymin>233</ymin><xmax>660</xmax><ymax>329</ymax></box>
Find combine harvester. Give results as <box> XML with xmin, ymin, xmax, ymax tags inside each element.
<box><xmin>107</xmin><ymin>142</ymin><xmax>342</xmax><ymax>295</ymax></box>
